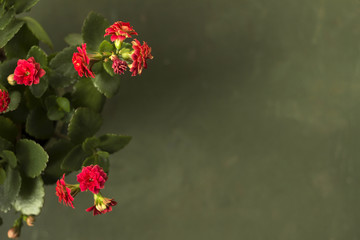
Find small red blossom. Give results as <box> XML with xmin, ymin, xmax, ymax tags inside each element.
<box><xmin>86</xmin><ymin>194</ymin><xmax>117</xmax><ymax>216</ymax></box>
<box><xmin>72</xmin><ymin>43</ymin><xmax>95</xmax><ymax>78</ymax></box>
<box><xmin>104</xmin><ymin>21</ymin><xmax>138</xmax><ymax>42</ymax></box>
<box><xmin>129</xmin><ymin>39</ymin><xmax>153</xmax><ymax>76</ymax></box>
<box><xmin>0</xmin><ymin>89</ymin><xmax>10</xmax><ymax>113</ymax></box>
<box><xmin>55</xmin><ymin>174</ymin><xmax>79</xmax><ymax>208</ymax></box>
<box><xmin>77</xmin><ymin>165</ymin><xmax>108</xmax><ymax>194</ymax></box>
<box><xmin>111</xmin><ymin>56</ymin><xmax>127</xmax><ymax>75</ymax></box>
<box><xmin>13</xmin><ymin>57</ymin><xmax>45</xmax><ymax>86</ymax></box>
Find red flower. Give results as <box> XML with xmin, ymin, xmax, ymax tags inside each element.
<box><xmin>77</xmin><ymin>165</ymin><xmax>108</xmax><ymax>194</ymax></box>
<box><xmin>129</xmin><ymin>39</ymin><xmax>153</xmax><ymax>76</ymax></box>
<box><xmin>111</xmin><ymin>56</ymin><xmax>127</xmax><ymax>75</ymax></box>
<box><xmin>55</xmin><ymin>174</ymin><xmax>79</xmax><ymax>208</ymax></box>
<box><xmin>104</xmin><ymin>21</ymin><xmax>138</xmax><ymax>42</ymax></box>
<box><xmin>72</xmin><ymin>43</ymin><xmax>95</xmax><ymax>78</ymax></box>
<box><xmin>0</xmin><ymin>89</ymin><xmax>10</xmax><ymax>113</ymax></box>
<box><xmin>13</xmin><ymin>57</ymin><xmax>45</xmax><ymax>86</ymax></box>
<box><xmin>86</xmin><ymin>193</ymin><xmax>117</xmax><ymax>216</ymax></box>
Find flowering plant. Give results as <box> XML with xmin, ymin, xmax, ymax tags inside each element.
<box><xmin>0</xmin><ymin>0</ymin><xmax>153</xmax><ymax>238</ymax></box>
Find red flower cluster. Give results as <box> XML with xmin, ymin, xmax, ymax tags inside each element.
<box><xmin>77</xmin><ymin>165</ymin><xmax>108</xmax><ymax>194</ymax></box>
<box><xmin>104</xmin><ymin>21</ymin><xmax>138</xmax><ymax>42</ymax></box>
<box><xmin>72</xmin><ymin>43</ymin><xmax>95</xmax><ymax>78</ymax></box>
<box><xmin>0</xmin><ymin>89</ymin><xmax>10</xmax><ymax>113</ymax></box>
<box><xmin>130</xmin><ymin>39</ymin><xmax>153</xmax><ymax>76</ymax></box>
<box><xmin>13</xmin><ymin>57</ymin><xmax>45</xmax><ymax>86</ymax></box>
<box><xmin>56</xmin><ymin>165</ymin><xmax>116</xmax><ymax>215</ymax></box>
<box><xmin>55</xmin><ymin>174</ymin><xmax>76</xmax><ymax>208</ymax></box>
<box><xmin>86</xmin><ymin>195</ymin><xmax>117</xmax><ymax>216</ymax></box>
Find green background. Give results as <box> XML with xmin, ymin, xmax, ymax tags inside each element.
<box><xmin>3</xmin><ymin>0</ymin><xmax>360</xmax><ymax>239</ymax></box>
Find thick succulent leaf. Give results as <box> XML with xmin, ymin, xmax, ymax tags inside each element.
<box><xmin>0</xmin><ymin>18</ymin><xmax>24</xmax><ymax>48</ymax></box>
<box><xmin>4</xmin><ymin>24</ymin><xmax>38</xmax><ymax>59</ymax></box>
<box><xmin>29</xmin><ymin>75</ymin><xmax>48</xmax><ymax>98</ymax></box>
<box><xmin>0</xmin><ymin>116</ymin><xmax>17</xmax><ymax>142</ymax></box>
<box><xmin>82</xmin><ymin>136</ymin><xmax>100</xmax><ymax>153</ymax></box>
<box><xmin>43</xmin><ymin>139</ymin><xmax>73</xmax><ymax>183</ymax></box>
<box><xmin>98</xmin><ymin>134</ymin><xmax>132</xmax><ymax>154</ymax></box>
<box><xmin>20</xmin><ymin>16</ymin><xmax>53</xmax><ymax>48</ymax></box>
<box><xmin>0</xmin><ymin>58</ymin><xmax>17</xmax><ymax>86</ymax></box>
<box><xmin>14</xmin><ymin>0</ymin><xmax>40</xmax><ymax>14</ymax></box>
<box><xmin>64</xmin><ymin>33</ymin><xmax>83</xmax><ymax>46</ymax></box>
<box><xmin>1</xmin><ymin>150</ymin><xmax>17</xmax><ymax>168</ymax></box>
<box><xmin>47</xmin><ymin>70</ymin><xmax>74</xmax><ymax>89</ymax></box>
<box><xmin>0</xmin><ymin>7</ymin><xmax>14</xmax><ymax>30</ymax></box>
<box><xmin>93</xmin><ymin>67</ymin><xmax>121</xmax><ymax>98</ymax></box>
<box><xmin>56</xmin><ymin>97</ymin><xmax>70</xmax><ymax>113</ymax></box>
<box><xmin>6</xmin><ymin>91</ymin><xmax>21</xmax><ymax>112</ymax></box>
<box><xmin>0</xmin><ymin>168</ymin><xmax>5</xmax><ymax>185</ymax></box>
<box><xmin>82</xmin><ymin>12</ymin><xmax>109</xmax><ymax>51</ymax></box>
<box><xmin>27</xmin><ymin>45</ymin><xmax>47</xmax><ymax>67</ymax></box>
<box><xmin>49</xmin><ymin>45</ymin><xmax>77</xmax><ymax>79</ymax></box>
<box><xmin>72</xmin><ymin>78</ymin><xmax>105</xmax><ymax>112</ymax></box>
<box><xmin>0</xmin><ymin>137</ymin><xmax>13</xmax><ymax>152</ymax></box>
<box><xmin>16</xmin><ymin>139</ymin><xmax>49</xmax><ymax>178</ymax></box>
<box><xmin>83</xmin><ymin>151</ymin><xmax>109</xmax><ymax>173</ymax></box>
<box><xmin>68</xmin><ymin>108</ymin><xmax>102</xmax><ymax>144</ymax></box>
<box><xmin>45</xmin><ymin>96</ymin><xmax>64</xmax><ymax>121</ymax></box>
<box><xmin>26</xmin><ymin>107</ymin><xmax>54</xmax><ymax>139</ymax></box>
<box><xmin>98</xmin><ymin>40</ymin><xmax>114</xmax><ymax>53</ymax></box>
<box><xmin>61</xmin><ymin>144</ymin><xmax>88</xmax><ymax>171</ymax></box>
<box><xmin>13</xmin><ymin>176</ymin><xmax>44</xmax><ymax>215</ymax></box>
<box><xmin>0</xmin><ymin>166</ymin><xmax>21</xmax><ymax>212</ymax></box>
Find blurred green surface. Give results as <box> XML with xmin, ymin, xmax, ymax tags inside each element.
<box><xmin>3</xmin><ymin>0</ymin><xmax>360</xmax><ymax>239</ymax></box>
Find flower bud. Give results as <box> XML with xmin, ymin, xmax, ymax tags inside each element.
<box><xmin>115</xmin><ymin>39</ymin><xmax>122</xmax><ymax>50</ymax></box>
<box><xmin>7</xmin><ymin>74</ymin><xmax>15</xmax><ymax>86</ymax></box>
<box><xmin>26</xmin><ymin>216</ymin><xmax>35</xmax><ymax>227</ymax></box>
<box><xmin>7</xmin><ymin>227</ymin><xmax>20</xmax><ymax>239</ymax></box>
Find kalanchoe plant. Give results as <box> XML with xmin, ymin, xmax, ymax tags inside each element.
<box><xmin>0</xmin><ymin>0</ymin><xmax>153</xmax><ymax>238</ymax></box>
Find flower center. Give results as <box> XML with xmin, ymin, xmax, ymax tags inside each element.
<box><xmin>25</xmin><ymin>71</ymin><xmax>30</xmax><ymax>76</ymax></box>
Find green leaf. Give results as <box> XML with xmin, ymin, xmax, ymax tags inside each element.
<box><xmin>82</xmin><ymin>151</ymin><xmax>109</xmax><ymax>173</ymax></box>
<box><xmin>82</xmin><ymin>12</ymin><xmax>109</xmax><ymax>51</ymax></box>
<box><xmin>68</xmin><ymin>108</ymin><xmax>102</xmax><ymax>144</ymax></box>
<box><xmin>0</xmin><ymin>58</ymin><xmax>17</xmax><ymax>86</ymax></box>
<box><xmin>14</xmin><ymin>0</ymin><xmax>40</xmax><ymax>13</ymax></box>
<box><xmin>0</xmin><ymin>18</ymin><xmax>24</xmax><ymax>48</ymax></box>
<box><xmin>64</xmin><ymin>33</ymin><xmax>83</xmax><ymax>46</ymax></box>
<box><xmin>13</xmin><ymin>176</ymin><xmax>44</xmax><ymax>215</ymax></box>
<box><xmin>99</xmin><ymin>40</ymin><xmax>114</xmax><ymax>53</ymax></box>
<box><xmin>20</xmin><ymin>16</ymin><xmax>53</xmax><ymax>48</ymax></box>
<box><xmin>0</xmin><ymin>168</ymin><xmax>6</xmax><ymax>185</ymax></box>
<box><xmin>0</xmin><ymin>137</ymin><xmax>13</xmax><ymax>152</ymax></box>
<box><xmin>43</xmin><ymin>139</ymin><xmax>73</xmax><ymax>183</ymax></box>
<box><xmin>26</xmin><ymin>107</ymin><xmax>54</xmax><ymax>139</ymax></box>
<box><xmin>61</xmin><ymin>144</ymin><xmax>88</xmax><ymax>171</ymax></box>
<box><xmin>56</xmin><ymin>97</ymin><xmax>70</xmax><ymax>112</ymax></box>
<box><xmin>7</xmin><ymin>91</ymin><xmax>21</xmax><ymax>112</ymax></box>
<box><xmin>82</xmin><ymin>136</ymin><xmax>100</xmax><ymax>153</ymax></box>
<box><xmin>49</xmin><ymin>45</ymin><xmax>77</xmax><ymax>79</ymax></box>
<box><xmin>0</xmin><ymin>166</ymin><xmax>21</xmax><ymax>212</ymax></box>
<box><xmin>16</xmin><ymin>139</ymin><xmax>48</xmax><ymax>178</ymax></box>
<box><xmin>0</xmin><ymin>116</ymin><xmax>17</xmax><ymax>142</ymax></box>
<box><xmin>45</xmin><ymin>96</ymin><xmax>64</xmax><ymax>121</ymax></box>
<box><xmin>93</xmin><ymin>67</ymin><xmax>121</xmax><ymax>98</ymax></box>
<box><xmin>0</xmin><ymin>7</ymin><xmax>14</xmax><ymax>30</ymax></box>
<box><xmin>98</xmin><ymin>134</ymin><xmax>132</xmax><ymax>154</ymax></box>
<box><xmin>1</xmin><ymin>150</ymin><xmax>17</xmax><ymax>168</ymax></box>
<box><xmin>29</xmin><ymin>75</ymin><xmax>48</xmax><ymax>98</ymax></box>
<box><xmin>27</xmin><ymin>45</ymin><xmax>47</xmax><ymax>67</ymax></box>
<box><xmin>72</xmin><ymin>78</ymin><xmax>105</xmax><ymax>112</ymax></box>
<box><xmin>103</xmin><ymin>60</ymin><xmax>114</xmax><ymax>76</ymax></box>
<box><xmin>4</xmin><ymin>24</ymin><xmax>38</xmax><ymax>59</ymax></box>
<box><xmin>0</xmin><ymin>216</ymin><xmax>2</xmax><ymax>225</ymax></box>
<box><xmin>47</xmin><ymin>71</ymin><xmax>74</xmax><ymax>89</ymax></box>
